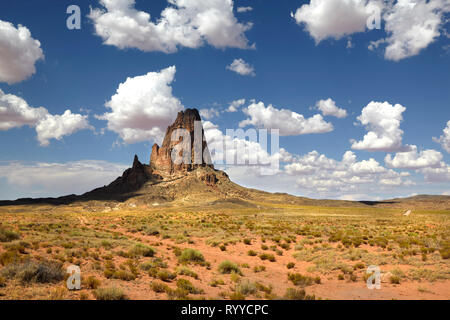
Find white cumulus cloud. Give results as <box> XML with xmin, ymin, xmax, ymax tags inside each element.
<box><xmin>291</xmin><ymin>0</ymin><xmax>380</xmax><ymax>43</ymax></box>
<box><xmin>0</xmin><ymin>20</ymin><xmax>44</xmax><ymax>84</ymax></box>
<box><xmin>292</xmin><ymin>0</ymin><xmax>450</xmax><ymax>61</ymax></box>
<box><xmin>237</xmin><ymin>6</ymin><xmax>253</xmax><ymax>13</ymax></box>
<box><xmin>316</xmin><ymin>98</ymin><xmax>347</xmax><ymax>118</ymax></box>
<box><xmin>351</xmin><ymin>101</ymin><xmax>409</xmax><ymax>152</ymax></box>
<box><xmin>382</xmin><ymin>0</ymin><xmax>450</xmax><ymax>61</ymax></box>
<box><xmin>285</xmin><ymin>150</ymin><xmax>412</xmax><ymax>194</ymax></box>
<box><xmin>433</xmin><ymin>120</ymin><xmax>450</xmax><ymax>153</ymax></box>
<box><xmin>239</xmin><ymin>101</ymin><xmax>333</xmax><ymax>136</ymax></box>
<box><xmin>88</xmin><ymin>0</ymin><xmax>253</xmax><ymax>53</ymax></box>
<box><xmin>0</xmin><ymin>89</ymin><xmax>91</xmax><ymax>146</ymax></box>
<box><xmin>35</xmin><ymin>110</ymin><xmax>92</xmax><ymax>147</ymax></box>
<box><xmin>97</xmin><ymin>66</ymin><xmax>184</xmax><ymax>144</ymax></box>
<box><xmin>199</xmin><ymin>108</ymin><xmax>220</xmax><ymax>119</ymax></box>
<box><xmin>385</xmin><ymin>145</ymin><xmax>443</xmax><ymax>169</ymax></box>
<box><xmin>0</xmin><ymin>89</ymin><xmax>47</xmax><ymax>130</ymax></box>
<box><xmin>226</xmin><ymin>58</ymin><xmax>255</xmax><ymax>76</ymax></box>
<box><xmin>226</xmin><ymin>98</ymin><xmax>246</xmax><ymax>112</ymax></box>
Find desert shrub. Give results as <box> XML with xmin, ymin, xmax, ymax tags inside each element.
<box><xmin>439</xmin><ymin>247</ymin><xmax>450</xmax><ymax>259</ymax></box>
<box><xmin>48</xmin><ymin>286</ymin><xmax>67</xmax><ymax>300</ymax></box>
<box><xmin>0</xmin><ymin>227</ymin><xmax>20</xmax><ymax>242</ymax></box>
<box><xmin>0</xmin><ymin>276</ymin><xmax>6</xmax><ymax>287</ymax></box>
<box><xmin>0</xmin><ymin>250</ymin><xmax>22</xmax><ymax>266</ymax></box>
<box><xmin>140</xmin><ymin>258</ymin><xmax>167</xmax><ymax>270</ymax></box>
<box><xmin>176</xmin><ymin>266</ymin><xmax>198</xmax><ymax>279</ymax></box>
<box><xmin>79</xmin><ymin>292</ymin><xmax>90</xmax><ymax>300</ymax></box>
<box><xmin>94</xmin><ymin>287</ymin><xmax>128</xmax><ymax>300</ymax></box>
<box><xmin>280</xmin><ymin>243</ymin><xmax>290</xmax><ymax>250</ymax></box>
<box><xmin>259</xmin><ymin>253</ymin><xmax>275</xmax><ymax>262</ymax></box>
<box><xmin>236</xmin><ymin>280</ymin><xmax>257</xmax><ymax>296</ymax></box>
<box><xmin>255</xmin><ymin>282</ymin><xmax>273</xmax><ymax>294</ymax></box>
<box><xmin>166</xmin><ymin>288</ymin><xmax>189</xmax><ymax>300</ymax></box>
<box><xmin>1</xmin><ymin>260</ymin><xmax>64</xmax><ymax>283</ymax></box>
<box><xmin>177</xmin><ymin>278</ymin><xmax>203</xmax><ymax>294</ymax></box>
<box><xmin>261</xmin><ymin>244</ymin><xmax>268</xmax><ymax>250</ymax></box>
<box><xmin>287</xmin><ymin>262</ymin><xmax>295</xmax><ymax>269</ymax></box>
<box><xmin>389</xmin><ymin>275</ymin><xmax>401</xmax><ymax>284</ymax></box>
<box><xmin>157</xmin><ymin>270</ymin><xmax>177</xmax><ymax>282</ymax></box>
<box><xmin>219</xmin><ymin>244</ymin><xmax>226</xmax><ymax>251</ymax></box>
<box><xmin>151</xmin><ymin>281</ymin><xmax>169</xmax><ymax>293</ymax></box>
<box><xmin>4</xmin><ymin>241</ymin><xmax>30</xmax><ymax>253</ymax></box>
<box><xmin>243</xmin><ymin>238</ymin><xmax>251</xmax><ymax>245</ymax></box>
<box><xmin>247</xmin><ymin>250</ymin><xmax>257</xmax><ymax>257</ymax></box>
<box><xmin>145</xmin><ymin>227</ymin><xmax>160</xmax><ymax>236</ymax></box>
<box><xmin>229</xmin><ymin>292</ymin><xmax>246</xmax><ymax>300</ymax></box>
<box><xmin>128</xmin><ymin>244</ymin><xmax>155</xmax><ymax>257</ymax></box>
<box><xmin>83</xmin><ymin>276</ymin><xmax>101</xmax><ymax>289</ymax></box>
<box><xmin>353</xmin><ymin>262</ymin><xmax>365</xmax><ymax>270</ymax></box>
<box><xmin>178</xmin><ymin>248</ymin><xmax>205</xmax><ymax>264</ymax></box>
<box><xmin>209</xmin><ymin>279</ymin><xmax>225</xmax><ymax>287</ymax></box>
<box><xmin>338</xmin><ymin>274</ymin><xmax>344</xmax><ymax>280</ymax></box>
<box><xmin>253</xmin><ymin>265</ymin><xmax>266</xmax><ymax>273</ymax></box>
<box><xmin>287</xmin><ymin>273</ymin><xmax>314</xmax><ymax>287</ymax></box>
<box><xmin>112</xmin><ymin>270</ymin><xmax>136</xmax><ymax>281</ymax></box>
<box><xmin>218</xmin><ymin>261</ymin><xmax>241</xmax><ymax>275</ymax></box>
<box><xmin>284</xmin><ymin>288</ymin><xmax>305</xmax><ymax>300</ymax></box>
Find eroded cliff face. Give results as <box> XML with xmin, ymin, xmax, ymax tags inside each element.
<box><xmin>150</xmin><ymin>108</ymin><xmax>213</xmax><ymax>175</ymax></box>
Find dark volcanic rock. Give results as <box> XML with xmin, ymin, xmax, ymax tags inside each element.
<box><xmin>150</xmin><ymin>109</ymin><xmax>213</xmax><ymax>174</ymax></box>
<box><xmin>87</xmin><ymin>155</ymin><xmax>154</xmax><ymax>195</ymax></box>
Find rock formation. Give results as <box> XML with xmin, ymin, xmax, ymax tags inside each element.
<box><xmin>150</xmin><ymin>109</ymin><xmax>213</xmax><ymax>175</ymax></box>
<box><xmin>87</xmin><ymin>108</ymin><xmax>220</xmax><ymax>196</ymax></box>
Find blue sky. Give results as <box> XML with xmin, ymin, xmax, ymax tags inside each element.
<box><xmin>0</xmin><ymin>0</ymin><xmax>449</xmax><ymax>200</ymax></box>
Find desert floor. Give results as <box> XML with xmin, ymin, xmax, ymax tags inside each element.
<box><xmin>0</xmin><ymin>201</ymin><xmax>448</xmax><ymax>300</ymax></box>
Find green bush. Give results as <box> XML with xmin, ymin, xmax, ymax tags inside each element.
<box><xmin>287</xmin><ymin>273</ymin><xmax>315</xmax><ymax>287</ymax></box>
<box><xmin>176</xmin><ymin>266</ymin><xmax>198</xmax><ymax>279</ymax></box>
<box><xmin>128</xmin><ymin>244</ymin><xmax>155</xmax><ymax>257</ymax></box>
<box><xmin>176</xmin><ymin>278</ymin><xmax>203</xmax><ymax>294</ymax></box>
<box><xmin>218</xmin><ymin>261</ymin><xmax>241</xmax><ymax>275</ymax></box>
<box><xmin>259</xmin><ymin>253</ymin><xmax>275</xmax><ymax>262</ymax></box>
<box><xmin>287</xmin><ymin>262</ymin><xmax>295</xmax><ymax>269</ymax></box>
<box><xmin>247</xmin><ymin>250</ymin><xmax>257</xmax><ymax>256</ymax></box>
<box><xmin>157</xmin><ymin>270</ymin><xmax>177</xmax><ymax>282</ymax></box>
<box><xmin>178</xmin><ymin>248</ymin><xmax>205</xmax><ymax>264</ymax></box>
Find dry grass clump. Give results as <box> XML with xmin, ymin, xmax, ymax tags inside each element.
<box><xmin>94</xmin><ymin>287</ymin><xmax>128</xmax><ymax>300</ymax></box>
<box><xmin>0</xmin><ymin>227</ymin><xmax>20</xmax><ymax>242</ymax></box>
<box><xmin>176</xmin><ymin>278</ymin><xmax>204</xmax><ymax>294</ymax></box>
<box><xmin>83</xmin><ymin>276</ymin><xmax>101</xmax><ymax>289</ymax></box>
<box><xmin>287</xmin><ymin>273</ymin><xmax>320</xmax><ymax>287</ymax></box>
<box><xmin>1</xmin><ymin>260</ymin><xmax>64</xmax><ymax>283</ymax></box>
<box><xmin>178</xmin><ymin>248</ymin><xmax>205</xmax><ymax>264</ymax></box>
<box><xmin>284</xmin><ymin>288</ymin><xmax>316</xmax><ymax>300</ymax></box>
<box><xmin>218</xmin><ymin>260</ymin><xmax>241</xmax><ymax>275</ymax></box>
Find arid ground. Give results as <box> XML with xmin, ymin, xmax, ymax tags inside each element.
<box><xmin>0</xmin><ymin>198</ymin><xmax>448</xmax><ymax>300</ymax></box>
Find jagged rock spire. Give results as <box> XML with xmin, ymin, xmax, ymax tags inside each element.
<box><xmin>150</xmin><ymin>108</ymin><xmax>213</xmax><ymax>174</ymax></box>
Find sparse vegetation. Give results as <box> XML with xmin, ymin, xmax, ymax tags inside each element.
<box><xmin>94</xmin><ymin>287</ymin><xmax>128</xmax><ymax>300</ymax></box>
<box><xmin>218</xmin><ymin>261</ymin><xmax>241</xmax><ymax>275</ymax></box>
